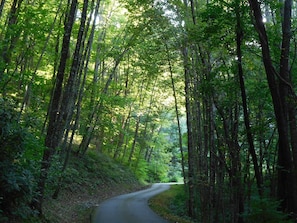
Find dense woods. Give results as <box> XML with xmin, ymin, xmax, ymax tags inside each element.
<box><xmin>1</xmin><ymin>0</ymin><xmax>297</xmax><ymax>222</ymax></box>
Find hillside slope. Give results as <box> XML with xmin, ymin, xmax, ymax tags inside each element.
<box><xmin>43</xmin><ymin>151</ymin><xmax>145</xmax><ymax>223</ymax></box>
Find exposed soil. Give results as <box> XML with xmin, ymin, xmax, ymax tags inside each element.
<box><xmin>43</xmin><ymin>182</ymin><xmax>147</xmax><ymax>223</ymax></box>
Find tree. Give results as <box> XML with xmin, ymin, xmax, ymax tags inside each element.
<box><xmin>235</xmin><ymin>0</ymin><xmax>263</xmax><ymax>197</ymax></box>
<box><xmin>248</xmin><ymin>0</ymin><xmax>297</xmax><ymax>215</ymax></box>
<box><xmin>0</xmin><ymin>0</ymin><xmax>23</xmax><ymax>80</ymax></box>
<box><xmin>34</xmin><ymin>0</ymin><xmax>79</xmax><ymax>213</ymax></box>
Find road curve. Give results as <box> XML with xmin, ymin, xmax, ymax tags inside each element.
<box><xmin>92</xmin><ymin>183</ymin><xmax>170</xmax><ymax>223</ymax></box>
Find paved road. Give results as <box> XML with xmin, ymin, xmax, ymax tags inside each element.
<box><xmin>92</xmin><ymin>183</ymin><xmax>171</xmax><ymax>223</ymax></box>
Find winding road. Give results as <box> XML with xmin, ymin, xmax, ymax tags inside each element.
<box><xmin>92</xmin><ymin>183</ymin><xmax>171</xmax><ymax>223</ymax></box>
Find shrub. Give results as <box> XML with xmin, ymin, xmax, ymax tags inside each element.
<box><xmin>243</xmin><ymin>196</ymin><xmax>293</xmax><ymax>223</ymax></box>
<box><xmin>0</xmin><ymin>98</ymin><xmax>39</xmax><ymax>221</ymax></box>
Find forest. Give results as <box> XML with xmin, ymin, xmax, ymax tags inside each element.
<box><xmin>1</xmin><ymin>0</ymin><xmax>297</xmax><ymax>222</ymax></box>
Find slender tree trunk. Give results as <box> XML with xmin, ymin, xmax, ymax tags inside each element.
<box><xmin>59</xmin><ymin>0</ymin><xmax>88</xmax><ymax>129</ymax></box>
<box><xmin>41</xmin><ymin>25</ymin><xmax>63</xmax><ymax>134</ymax></box>
<box><xmin>0</xmin><ymin>0</ymin><xmax>6</xmax><ymax>18</ymax></box>
<box><xmin>121</xmin><ymin>118</ymin><xmax>131</xmax><ymax>162</ymax></box>
<box><xmin>164</xmin><ymin>42</ymin><xmax>186</xmax><ymax>183</ymax></box>
<box><xmin>209</xmin><ymin>101</ymin><xmax>216</xmax><ymax>223</ymax></box>
<box><xmin>0</xmin><ymin>0</ymin><xmax>23</xmax><ymax>80</ymax></box>
<box><xmin>18</xmin><ymin>0</ymin><xmax>63</xmax><ymax>121</ymax></box>
<box><xmin>114</xmin><ymin>112</ymin><xmax>130</xmax><ymax>159</ymax></box>
<box><xmin>128</xmin><ymin>116</ymin><xmax>140</xmax><ymax>165</ymax></box>
<box><xmin>78</xmin><ymin>47</ymin><xmax>128</xmax><ymax>156</ymax></box>
<box><xmin>236</xmin><ymin>4</ymin><xmax>263</xmax><ymax>196</ymax></box>
<box><xmin>113</xmin><ymin>57</ymin><xmax>131</xmax><ymax>154</ymax></box>
<box><xmin>221</xmin><ymin>104</ymin><xmax>244</xmax><ymax>223</ymax></box>
<box><xmin>182</xmin><ymin>46</ymin><xmax>196</xmax><ymax>219</ymax></box>
<box><xmin>114</xmin><ymin>90</ymin><xmax>131</xmax><ymax>159</ymax></box>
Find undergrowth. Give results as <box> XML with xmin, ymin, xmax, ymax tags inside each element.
<box><xmin>43</xmin><ymin>150</ymin><xmax>144</xmax><ymax>223</ymax></box>
<box><xmin>149</xmin><ymin>184</ymin><xmax>193</xmax><ymax>223</ymax></box>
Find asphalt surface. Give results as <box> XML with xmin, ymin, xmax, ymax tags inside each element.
<box><xmin>92</xmin><ymin>183</ymin><xmax>170</xmax><ymax>223</ymax></box>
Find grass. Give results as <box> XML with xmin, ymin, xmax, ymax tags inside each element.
<box><xmin>149</xmin><ymin>184</ymin><xmax>194</xmax><ymax>223</ymax></box>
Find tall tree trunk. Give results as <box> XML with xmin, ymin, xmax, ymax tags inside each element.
<box><xmin>164</xmin><ymin>42</ymin><xmax>186</xmax><ymax>183</ymax></box>
<box><xmin>182</xmin><ymin>46</ymin><xmax>196</xmax><ymax>219</ymax></box>
<box><xmin>0</xmin><ymin>0</ymin><xmax>6</xmax><ymax>18</ymax></box>
<box><xmin>128</xmin><ymin>116</ymin><xmax>140</xmax><ymax>165</ymax></box>
<box><xmin>18</xmin><ymin>0</ymin><xmax>63</xmax><ymax>121</ymax></box>
<box><xmin>78</xmin><ymin>46</ymin><xmax>129</xmax><ymax>156</ymax></box>
<box><xmin>248</xmin><ymin>0</ymin><xmax>297</xmax><ymax>215</ymax></box>
<box><xmin>236</xmin><ymin>4</ymin><xmax>263</xmax><ymax>196</ymax></box>
<box><xmin>59</xmin><ymin>0</ymin><xmax>88</xmax><ymax>131</ymax></box>
<box><xmin>33</xmin><ymin>0</ymin><xmax>78</xmax><ymax>214</ymax></box>
<box><xmin>221</xmin><ymin>104</ymin><xmax>244</xmax><ymax>223</ymax></box>
<box><xmin>114</xmin><ymin>66</ymin><xmax>131</xmax><ymax>159</ymax></box>
<box><xmin>0</xmin><ymin>0</ymin><xmax>23</xmax><ymax>81</ymax></box>
<box><xmin>278</xmin><ymin>0</ymin><xmax>297</xmax><ymax>214</ymax></box>
<box><xmin>53</xmin><ymin>0</ymin><xmax>98</xmax><ymax>198</ymax></box>
<box><xmin>114</xmin><ymin>113</ymin><xmax>130</xmax><ymax>159</ymax></box>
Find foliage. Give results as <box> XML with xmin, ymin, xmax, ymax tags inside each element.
<box><xmin>59</xmin><ymin>150</ymin><xmax>140</xmax><ymax>192</ymax></box>
<box><xmin>243</xmin><ymin>196</ymin><xmax>293</xmax><ymax>223</ymax></box>
<box><xmin>168</xmin><ymin>184</ymin><xmax>190</xmax><ymax>218</ymax></box>
<box><xmin>133</xmin><ymin>158</ymin><xmax>149</xmax><ymax>182</ymax></box>
<box><xmin>167</xmin><ymin>147</ymin><xmax>183</xmax><ymax>182</ymax></box>
<box><xmin>149</xmin><ymin>184</ymin><xmax>193</xmax><ymax>223</ymax></box>
<box><xmin>0</xmin><ymin>98</ymin><xmax>40</xmax><ymax>221</ymax></box>
<box><xmin>43</xmin><ymin>150</ymin><xmax>144</xmax><ymax>222</ymax></box>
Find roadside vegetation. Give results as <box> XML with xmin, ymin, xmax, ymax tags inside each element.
<box><xmin>149</xmin><ymin>184</ymin><xmax>193</xmax><ymax>223</ymax></box>
<box><xmin>43</xmin><ymin>150</ymin><xmax>145</xmax><ymax>223</ymax></box>
<box><xmin>150</xmin><ymin>184</ymin><xmax>293</xmax><ymax>223</ymax></box>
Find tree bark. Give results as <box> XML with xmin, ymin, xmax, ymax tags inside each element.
<box><xmin>248</xmin><ymin>0</ymin><xmax>297</xmax><ymax>215</ymax></box>
<box><xmin>236</xmin><ymin>5</ymin><xmax>263</xmax><ymax>196</ymax></box>
<box><xmin>182</xmin><ymin>45</ymin><xmax>196</xmax><ymax>219</ymax></box>
<box><xmin>278</xmin><ymin>0</ymin><xmax>297</xmax><ymax>214</ymax></box>
<box><xmin>164</xmin><ymin>42</ymin><xmax>186</xmax><ymax>184</ymax></box>
<box><xmin>0</xmin><ymin>0</ymin><xmax>6</xmax><ymax>18</ymax></box>
<box><xmin>78</xmin><ymin>47</ymin><xmax>129</xmax><ymax>156</ymax></box>
<box><xmin>128</xmin><ymin>116</ymin><xmax>140</xmax><ymax>164</ymax></box>
<box><xmin>53</xmin><ymin>0</ymin><xmax>98</xmax><ymax>199</ymax></box>
<box><xmin>33</xmin><ymin>0</ymin><xmax>78</xmax><ymax>214</ymax></box>
<box><xmin>0</xmin><ymin>0</ymin><xmax>23</xmax><ymax>80</ymax></box>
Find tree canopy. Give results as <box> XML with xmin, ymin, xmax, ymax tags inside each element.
<box><xmin>1</xmin><ymin>0</ymin><xmax>297</xmax><ymax>222</ymax></box>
